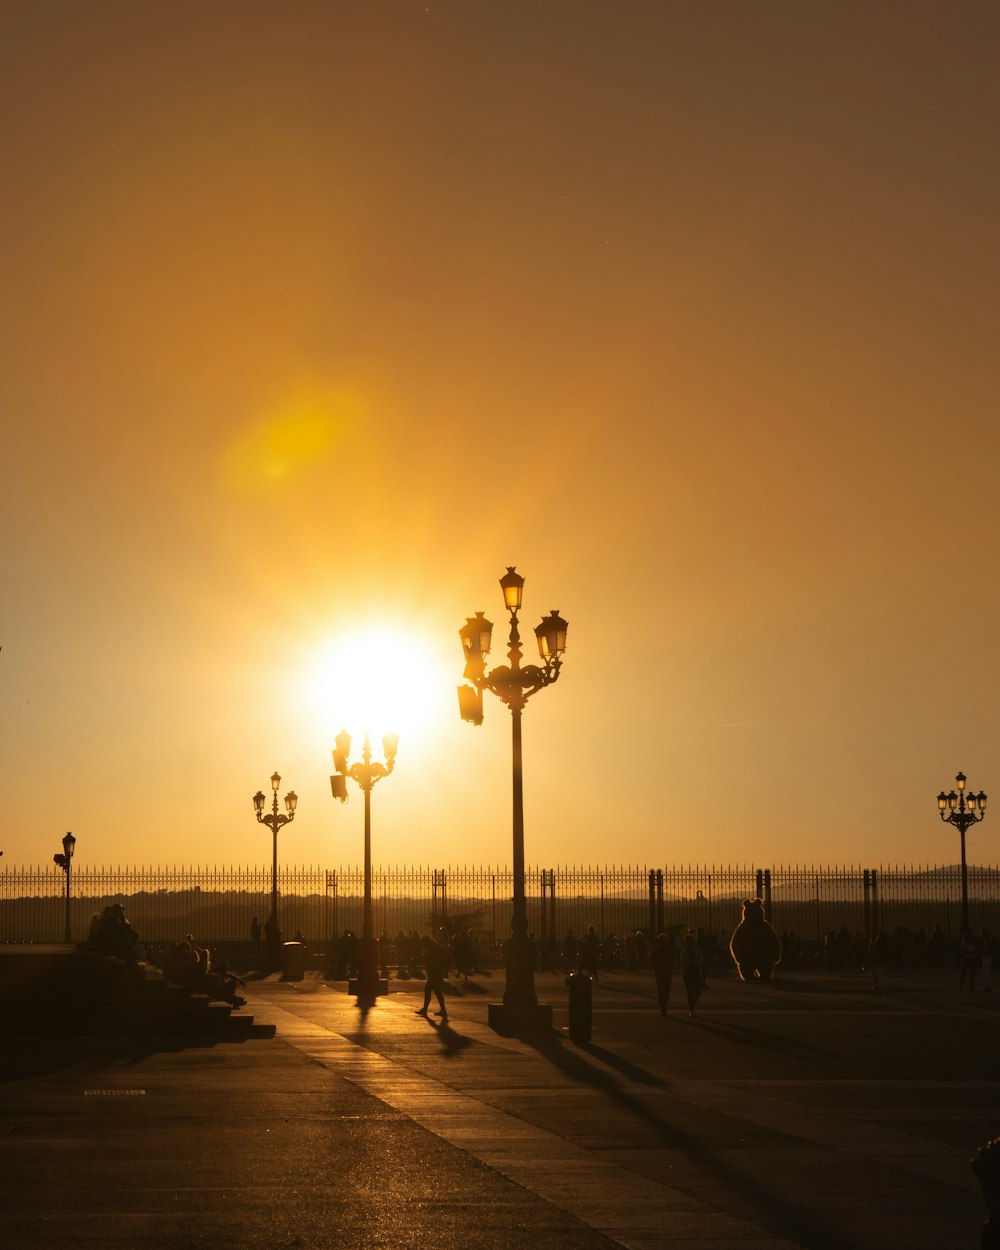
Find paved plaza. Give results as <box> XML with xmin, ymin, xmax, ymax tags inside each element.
<box><xmin>2</xmin><ymin>966</ymin><xmax>997</xmax><ymax>1249</ymax></box>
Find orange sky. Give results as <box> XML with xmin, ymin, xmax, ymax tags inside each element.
<box><xmin>2</xmin><ymin>2</ymin><xmax>999</xmax><ymax>870</ymax></box>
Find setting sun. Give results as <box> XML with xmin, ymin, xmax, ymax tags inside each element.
<box><xmin>300</xmin><ymin>626</ymin><xmax>453</xmax><ymax>750</ymax></box>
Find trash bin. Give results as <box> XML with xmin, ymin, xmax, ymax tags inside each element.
<box><xmin>566</xmin><ymin>971</ymin><xmax>593</xmax><ymax>1044</ymax></box>
<box><xmin>282</xmin><ymin>941</ymin><xmax>305</xmax><ymax>982</ymax></box>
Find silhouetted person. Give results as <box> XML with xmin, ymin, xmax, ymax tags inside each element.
<box><xmin>651</xmin><ymin>932</ymin><xmax>675</xmax><ymax>1015</ymax></box>
<box><xmin>680</xmin><ymin>933</ymin><xmax>704</xmax><ymax>1016</ymax></box>
<box><xmin>580</xmin><ymin>926</ymin><xmax>600</xmax><ymax>978</ymax></box>
<box><xmin>87</xmin><ymin>904</ymin><xmax>140</xmax><ymax>964</ymax></box>
<box><xmin>415</xmin><ymin>932</ymin><xmax>448</xmax><ymax>1020</ymax></box>
<box><xmin>163</xmin><ymin>939</ymin><xmax>200</xmax><ymax>988</ymax></box>
<box><xmin>564</xmin><ymin>928</ymin><xmax>578</xmax><ymax>971</ymax></box>
<box><xmin>960</xmin><ymin>930</ymin><xmax>981</xmax><ymax>991</ymax></box>
<box><xmin>393</xmin><ymin>929</ymin><xmax>408</xmax><ymax>974</ymax></box>
<box><xmin>264</xmin><ymin>913</ymin><xmax>282</xmax><ymax>959</ymax></box>
<box><xmin>868</xmin><ymin>930</ymin><xmax>892</xmax><ymax>995</ymax></box>
<box><xmin>213</xmin><ymin>955</ymin><xmax>246</xmax><ymax>1007</ymax></box>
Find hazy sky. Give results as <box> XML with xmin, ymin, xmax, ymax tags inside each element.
<box><xmin>3</xmin><ymin>1</ymin><xmax>999</xmax><ymax>871</ymax></box>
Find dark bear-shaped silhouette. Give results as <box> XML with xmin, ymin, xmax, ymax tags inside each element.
<box><xmin>729</xmin><ymin>898</ymin><xmax>781</xmax><ymax>982</ymax></box>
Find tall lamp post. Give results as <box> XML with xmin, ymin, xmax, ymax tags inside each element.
<box><xmin>253</xmin><ymin>773</ymin><xmax>298</xmax><ymax>958</ymax></box>
<box><xmin>330</xmin><ymin>730</ymin><xmax>398</xmax><ymax>1001</ymax></box>
<box><xmin>458</xmin><ymin>566</ymin><xmax>568</xmax><ymax>1032</ymax></box>
<box><xmin>938</xmin><ymin>771</ymin><xmax>987</xmax><ymax>932</ymax></box>
<box><xmin>53</xmin><ymin>831</ymin><xmax>76</xmax><ymax>944</ymax></box>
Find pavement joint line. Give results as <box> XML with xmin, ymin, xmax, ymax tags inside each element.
<box><xmin>248</xmin><ymin>991</ymin><xmax>808</xmax><ymax>1250</ymax></box>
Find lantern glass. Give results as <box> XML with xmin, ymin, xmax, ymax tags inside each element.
<box><xmin>535</xmin><ymin>610</ymin><xmax>568</xmax><ymax>659</ymax></box>
<box><xmin>382</xmin><ymin>731</ymin><xmax>399</xmax><ymax>762</ymax></box>
<box><xmin>937</xmin><ymin>792</ymin><xmax>948</xmax><ymax>811</ymax></box>
<box><xmin>271</xmin><ymin>771</ymin><xmax>281</xmax><ymax>792</ymax></box>
<box><xmin>499</xmin><ymin>566</ymin><xmax>524</xmax><ymax>612</ymax></box>
<box><xmin>253</xmin><ymin>790</ymin><xmax>266</xmax><ymax>814</ymax></box>
<box><xmin>62</xmin><ymin>832</ymin><xmax>76</xmax><ymax>857</ymax></box>
<box><xmin>460</xmin><ymin>612</ymin><xmax>493</xmax><ymax>660</ymax></box>
<box><xmin>979</xmin><ymin>791</ymin><xmax>989</xmax><ymax>812</ymax></box>
<box><xmin>285</xmin><ymin>791</ymin><xmax>298</xmax><ymax>814</ymax></box>
<box><xmin>330</xmin><ymin>774</ymin><xmax>348</xmax><ymax>802</ymax></box>
<box><xmin>956</xmin><ymin>772</ymin><xmax>967</xmax><ymax>791</ymax></box>
<box><xmin>947</xmin><ymin>790</ymin><xmax>958</xmax><ymax>811</ymax></box>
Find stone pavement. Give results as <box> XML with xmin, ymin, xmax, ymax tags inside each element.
<box><xmin>2</xmin><ymin>966</ymin><xmax>997</xmax><ymax>1249</ymax></box>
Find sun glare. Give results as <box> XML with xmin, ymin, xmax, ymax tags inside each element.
<box><xmin>303</xmin><ymin>627</ymin><xmax>450</xmax><ymax>750</ymax></box>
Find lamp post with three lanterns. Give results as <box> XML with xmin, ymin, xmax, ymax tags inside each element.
<box><xmin>330</xmin><ymin>729</ymin><xmax>398</xmax><ymax>1002</ymax></box>
<box><xmin>458</xmin><ymin>566</ymin><xmax>568</xmax><ymax>1032</ymax></box>
<box><xmin>253</xmin><ymin>773</ymin><xmax>298</xmax><ymax>958</ymax></box>
<box><xmin>937</xmin><ymin>771</ymin><xmax>987</xmax><ymax>932</ymax></box>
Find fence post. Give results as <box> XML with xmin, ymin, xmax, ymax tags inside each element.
<box><xmin>648</xmin><ymin>870</ymin><xmax>656</xmax><ymax>937</ymax></box>
<box><xmin>432</xmin><ymin>868</ymin><xmax>446</xmax><ymax>932</ymax></box>
<box><xmin>763</xmin><ymin>869</ymin><xmax>772</xmax><ymax>923</ymax></box>
<box><xmin>539</xmin><ymin>870</ymin><xmax>548</xmax><ymax>954</ymax></box>
<box><xmin>755</xmin><ymin>867</ymin><xmax>763</xmax><ymax>902</ymax></box>
<box><xmin>863</xmin><ymin>869</ymin><xmax>871</xmax><ymax>942</ymax></box>
<box><xmin>871</xmin><ymin>868</ymin><xmax>879</xmax><ymax>935</ymax></box>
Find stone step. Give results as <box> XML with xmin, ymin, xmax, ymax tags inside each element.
<box><xmin>0</xmin><ymin>945</ymin><xmax>273</xmax><ymax>1039</ymax></box>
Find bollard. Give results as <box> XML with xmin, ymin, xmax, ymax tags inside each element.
<box><xmin>282</xmin><ymin>940</ymin><xmax>305</xmax><ymax>982</ymax></box>
<box><xmin>566</xmin><ymin>970</ymin><xmax>593</xmax><ymax>1044</ymax></box>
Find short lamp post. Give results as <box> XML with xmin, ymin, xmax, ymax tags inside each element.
<box><xmin>938</xmin><ymin>771</ymin><xmax>987</xmax><ymax>932</ymax></box>
<box><xmin>458</xmin><ymin>566</ymin><xmax>568</xmax><ymax>1032</ymax></box>
<box><xmin>330</xmin><ymin>729</ymin><xmax>398</xmax><ymax>1002</ymax></box>
<box><xmin>53</xmin><ymin>831</ymin><xmax>76</xmax><ymax>944</ymax></box>
<box><xmin>253</xmin><ymin>773</ymin><xmax>298</xmax><ymax>958</ymax></box>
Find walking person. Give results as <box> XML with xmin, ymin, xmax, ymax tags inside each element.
<box><xmin>651</xmin><ymin>932</ymin><xmax>675</xmax><ymax>1015</ymax></box>
<box><xmin>680</xmin><ymin>932</ymin><xmax>704</xmax><ymax>1016</ymax></box>
<box><xmin>415</xmin><ymin>930</ymin><xmax>449</xmax><ymax>1020</ymax></box>
<box><xmin>960</xmin><ymin>929</ymin><xmax>982</xmax><ymax>991</ymax></box>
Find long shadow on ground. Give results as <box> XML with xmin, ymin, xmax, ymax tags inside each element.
<box><xmin>517</xmin><ymin>1029</ymin><xmax>862</xmax><ymax>1250</ymax></box>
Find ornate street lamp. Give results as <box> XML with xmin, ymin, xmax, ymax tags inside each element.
<box><xmin>53</xmin><ymin>831</ymin><xmax>76</xmax><ymax>943</ymax></box>
<box><xmin>937</xmin><ymin>771</ymin><xmax>987</xmax><ymax>932</ymax></box>
<box><xmin>330</xmin><ymin>730</ymin><xmax>398</xmax><ymax>1001</ymax></box>
<box><xmin>458</xmin><ymin>566</ymin><xmax>568</xmax><ymax>1032</ymax></box>
<box><xmin>253</xmin><ymin>772</ymin><xmax>298</xmax><ymax>958</ymax></box>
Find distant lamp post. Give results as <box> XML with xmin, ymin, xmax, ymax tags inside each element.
<box><xmin>330</xmin><ymin>729</ymin><xmax>398</xmax><ymax>1001</ymax></box>
<box><xmin>253</xmin><ymin>772</ymin><xmax>298</xmax><ymax>958</ymax></box>
<box><xmin>52</xmin><ymin>831</ymin><xmax>76</xmax><ymax>944</ymax></box>
<box><xmin>458</xmin><ymin>566</ymin><xmax>568</xmax><ymax>1032</ymax></box>
<box><xmin>938</xmin><ymin>771</ymin><xmax>987</xmax><ymax>932</ymax></box>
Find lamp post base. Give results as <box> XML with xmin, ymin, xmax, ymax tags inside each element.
<box><xmin>350</xmin><ymin>934</ymin><xmax>388</xmax><ymax>1001</ymax></box>
<box><xmin>349</xmin><ymin>977</ymin><xmax>389</xmax><ymax>1000</ymax></box>
<box><xmin>488</xmin><ymin>1001</ymin><xmax>553</xmax><ymax>1034</ymax></box>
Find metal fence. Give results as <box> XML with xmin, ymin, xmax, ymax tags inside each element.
<box><xmin>3</xmin><ymin>862</ymin><xmax>999</xmax><ymax>967</ymax></box>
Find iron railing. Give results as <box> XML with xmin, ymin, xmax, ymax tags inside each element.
<box><xmin>2</xmin><ymin>862</ymin><xmax>998</xmax><ymax>968</ymax></box>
